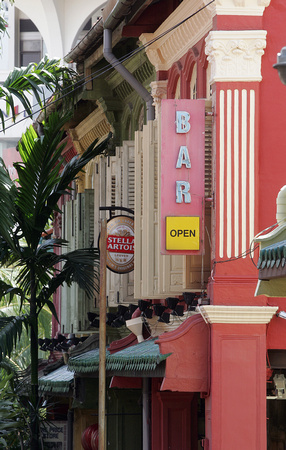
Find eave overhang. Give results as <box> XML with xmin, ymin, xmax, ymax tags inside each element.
<box><xmin>39</xmin><ymin>365</ymin><xmax>74</xmax><ymax>395</ymax></box>
<box><xmin>68</xmin><ymin>338</ymin><xmax>171</xmax><ymax>374</ymax></box>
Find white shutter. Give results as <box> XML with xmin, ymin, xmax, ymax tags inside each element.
<box><xmin>61</xmin><ymin>191</ymin><xmax>97</xmax><ymax>333</ymax></box>
<box><xmin>105</xmin><ymin>142</ymin><xmax>135</xmax><ymax>307</ymax></box>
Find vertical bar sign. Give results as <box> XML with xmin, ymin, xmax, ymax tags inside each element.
<box><xmin>161</xmin><ymin>99</ymin><xmax>205</xmax><ymax>255</ymax></box>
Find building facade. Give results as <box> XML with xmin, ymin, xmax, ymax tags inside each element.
<box><xmin>36</xmin><ymin>0</ymin><xmax>286</xmax><ymax>449</ymax></box>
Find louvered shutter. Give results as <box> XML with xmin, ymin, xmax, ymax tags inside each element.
<box><xmin>60</xmin><ymin>191</ymin><xmax>96</xmax><ymax>333</ymax></box>
<box><xmin>105</xmin><ymin>142</ymin><xmax>135</xmax><ymax>306</ymax></box>
<box><xmin>184</xmin><ymin>100</ymin><xmax>212</xmax><ymax>291</ymax></box>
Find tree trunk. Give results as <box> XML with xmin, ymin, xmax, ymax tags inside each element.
<box><xmin>30</xmin><ymin>267</ymin><xmax>39</xmax><ymax>450</ymax></box>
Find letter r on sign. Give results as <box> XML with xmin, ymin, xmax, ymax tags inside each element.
<box><xmin>176</xmin><ymin>181</ymin><xmax>191</xmax><ymax>203</ymax></box>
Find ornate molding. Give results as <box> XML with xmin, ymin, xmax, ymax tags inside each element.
<box><xmin>205</xmin><ymin>30</ymin><xmax>267</xmax><ymax>83</ymax></box>
<box><xmin>150</xmin><ymin>80</ymin><xmax>168</xmax><ymax>118</ymax></box>
<box><xmin>203</xmin><ymin>0</ymin><xmax>271</xmax><ymax>16</ymax></box>
<box><xmin>140</xmin><ymin>0</ymin><xmax>213</xmax><ymax>71</ymax></box>
<box><xmin>68</xmin><ymin>102</ymin><xmax>112</xmax><ymax>193</ymax></box>
<box><xmin>199</xmin><ymin>305</ymin><xmax>278</xmax><ymax>324</ymax></box>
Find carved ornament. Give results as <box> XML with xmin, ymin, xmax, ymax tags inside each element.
<box><xmin>140</xmin><ymin>0</ymin><xmax>213</xmax><ymax>71</ymax></box>
<box><xmin>205</xmin><ymin>30</ymin><xmax>267</xmax><ymax>83</ymax></box>
<box><xmin>203</xmin><ymin>0</ymin><xmax>271</xmax><ymax>15</ymax></box>
<box><xmin>150</xmin><ymin>80</ymin><xmax>168</xmax><ymax>118</ymax></box>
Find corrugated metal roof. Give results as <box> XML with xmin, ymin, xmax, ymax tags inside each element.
<box><xmin>39</xmin><ymin>365</ymin><xmax>74</xmax><ymax>393</ymax></box>
<box><xmin>68</xmin><ymin>338</ymin><xmax>171</xmax><ymax>374</ymax></box>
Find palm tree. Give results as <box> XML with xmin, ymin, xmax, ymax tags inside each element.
<box><xmin>0</xmin><ymin>54</ymin><xmax>79</xmax><ymax>131</ymax></box>
<box><xmin>0</xmin><ymin>110</ymin><xmax>111</xmax><ymax>449</ymax></box>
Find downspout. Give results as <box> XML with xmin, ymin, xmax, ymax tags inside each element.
<box><xmin>103</xmin><ymin>27</ymin><xmax>155</xmax><ymax>121</ymax></box>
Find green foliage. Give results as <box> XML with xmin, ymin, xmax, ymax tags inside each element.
<box><xmin>0</xmin><ymin>114</ymin><xmax>110</xmax><ymax>308</ymax></box>
<box><xmin>0</xmin><ymin>314</ymin><xmax>27</xmax><ymax>362</ymax></box>
<box><xmin>0</xmin><ymin>55</ymin><xmax>79</xmax><ymax>131</ymax></box>
<box><xmin>0</xmin><ymin>366</ymin><xmax>30</xmax><ymax>449</ymax></box>
<box><xmin>0</xmin><ymin>109</ymin><xmax>111</xmax><ymax>447</ymax></box>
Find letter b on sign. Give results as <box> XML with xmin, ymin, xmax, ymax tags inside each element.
<box><xmin>176</xmin><ymin>111</ymin><xmax>191</xmax><ymax>133</ymax></box>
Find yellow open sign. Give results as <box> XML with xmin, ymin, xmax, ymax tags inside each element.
<box><xmin>166</xmin><ymin>216</ymin><xmax>200</xmax><ymax>251</ymax></box>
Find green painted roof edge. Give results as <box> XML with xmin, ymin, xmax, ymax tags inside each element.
<box><xmin>68</xmin><ymin>339</ymin><xmax>171</xmax><ymax>373</ymax></box>
<box><xmin>257</xmin><ymin>240</ymin><xmax>286</xmax><ymax>270</ymax></box>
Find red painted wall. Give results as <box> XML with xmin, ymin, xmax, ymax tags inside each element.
<box><xmin>205</xmin><ymin>323</ymin><xmax>267</xmax><ymax>450</ymax></box>
<box><xmin>152</xmin><ymin>379</ymin><xmax>197</xmax><ymax>450</ymax></box>
<box><xmin>259</xmin><ymin>1</ymin><xmax>286</xmax><ymax>233</ymax></box>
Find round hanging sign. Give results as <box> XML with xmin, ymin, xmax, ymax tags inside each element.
<box><xmin>104</xmin><ymin>215</ymin><xmax>134</xmax><ymax>274</ymax></box>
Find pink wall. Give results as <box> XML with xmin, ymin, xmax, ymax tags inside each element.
<box><xmin>205</xmin><ymin>323</ymin><xmax>267</xmax><ymax>450</ymax></box>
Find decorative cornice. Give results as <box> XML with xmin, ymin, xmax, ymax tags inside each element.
<box><xmin>203</xmin><ymin>0</ymin><xmax>271</xmax><ymax>16</ymax></box>
<box><xmin>205</xmin><ymin>30</ymin><xmax>267</xmax><ymax>83</ymax></box>
<box><xmin>150</xmin><ymin>80</ymin><xmax>168</xmax><ymax>118</ymax></box>
<box><xmin>69</xmin><ymin>102</ymin><xmax>112</xmax><ymax>150</ymax></box>
<box><xmin>140</xmin><ymin>0</ymin><xmax>213</xmax><ymax>71</ymax></box>
<box><xmin>198</xmin><ymin>305</ymin><xmax>278</xmax><ymax>324</ymax></box>
<box><xmin>68</xmin><ymin>103</ymin><xmax>112</xmax><ymax>193</ymax></box>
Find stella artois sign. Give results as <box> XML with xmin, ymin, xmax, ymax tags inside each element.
<box><xmin>105</xmin><ymin>215</ymin><xmax>134</xmax><ymax>273</ymax></box>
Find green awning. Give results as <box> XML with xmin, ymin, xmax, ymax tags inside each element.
<box><xmin>68</xmin><ymin>338</ymin><xmax>171</xmax><ymax>374</ymax></box>
<box><xmin>39</xmin><ymin>365</ymin><xmax>74</xmax><ymax>393</ymax></box>
<box><xmin>257</xmin><ymin>240</ymin><xmax>286</xmax><ymax>271</ymax></box>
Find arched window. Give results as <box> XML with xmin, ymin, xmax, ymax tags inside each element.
<box><xmin>206</xmin><ymin>63</ymin><xmax>212</xmax><ymax>100</ymax></box>
<box><xmin>190</xmin><ymin>63</ymin><xmax>197</xmax><ymax>99</ymax></box>
<box><xmin>167</xmin><ymin>62</ymin><xmax>182</xmax><ymax>98</ymax></box>
<box><xmin>175</xmin><ymin>77</ymin><xmax>181</xmax><ymax>99</ymax></box>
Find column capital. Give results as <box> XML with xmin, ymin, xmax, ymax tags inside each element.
<box><xmin>205</xmin><ymin>30</ymin><xmax>267</xmax><ymax>83</ymax></box>
<box><xmin>199</xmin><ymin>305</ymin><xmax>278</xmax><ymax>324</ymax></box>
<box><xmin>203</xmin><ymin>0</ymin><xmax>271</xmax><ymax>16</ymax></box>
<box><xmin>150</xmin><ymin>80</ymin><xmax>168</xmax><ymax>118</ymax></box>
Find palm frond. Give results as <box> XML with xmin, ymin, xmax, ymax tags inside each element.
<box><xmin>0</xmin><ymin>357</ymin><xmax>22</xmax><ymax>378</ymax></box>
<box><xmin>0</xmin><ymin>315</ymin><xmax>27</xmax><ymax>362</ymax></box>
<box><xmin>0</xmin><ymin>280</ymin><xmax>24</xmax><ymax>306</ymax></box>
<box><xmin>0</xmin><ymin>56</ymin><xmax>78</xmax><ymax>131</ymax></box>
<box><xmin>37</xmin><ymin>247</ymin><xmax>100</xmax><ymax>308</ymax></box>
<box><xmin>0</xmin><ymin>159</ymin><xmax>17</xmax><ymax>250</ymax></box>
<box><xmin>53</xmin><ymin>131</ymin><xmax>112</xmax><ymax>202</ymax></box>
<box><xmin>14</xmin><ymin>114</ymin><xmax>111</xmax><ymax>250</ymax></box>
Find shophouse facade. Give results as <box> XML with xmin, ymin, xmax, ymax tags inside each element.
<box><xmin>37</xmin><ymin>0</ymin><xmax>286</xmax><ymax>449</ymax></box>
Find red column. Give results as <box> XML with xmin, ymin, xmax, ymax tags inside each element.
<box><xmin>200</xmin><ymin>305</ymin><xmax>277</xmax><ymax>450</ymax></box>
<box><xmin>206</xmin><ymin>323</ymin><xmax>266</xmax><ymax>449</ymax></box>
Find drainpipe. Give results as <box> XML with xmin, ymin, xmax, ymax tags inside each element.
<box><xmin>103</xmin><ymin>27</ymin><xmax>155</xmax><ymax>121</ymax></box>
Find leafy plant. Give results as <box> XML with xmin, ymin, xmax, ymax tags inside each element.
<box><xmin>0</xmin><ymin>54</ymin><xmax>79</xmax><ymax>131</ymax></box>
<box><xmin>0</xmin><ymin>362</ymin><xmax>29</xmax><ymax>449</ymax></box>
<box><xmin>0</xmin><ymin>110</ymin><xmax>111</xmax><ymax>448</ymax></box>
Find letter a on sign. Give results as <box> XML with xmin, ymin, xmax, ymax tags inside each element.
<box><xmin>176</xmin><ymin>146</ymin><xmax>191</xmax><ymax>168</ymax></box>
<box><xmin>176</xmin><ymin>111</ymin><xmax>191</xmax><ymax>133</ymax></box>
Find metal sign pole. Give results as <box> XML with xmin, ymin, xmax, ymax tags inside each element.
<box><xmin>98</xmin><ymin>218</ymin><xmax>107</xmax><ymax>450</ymax></box>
